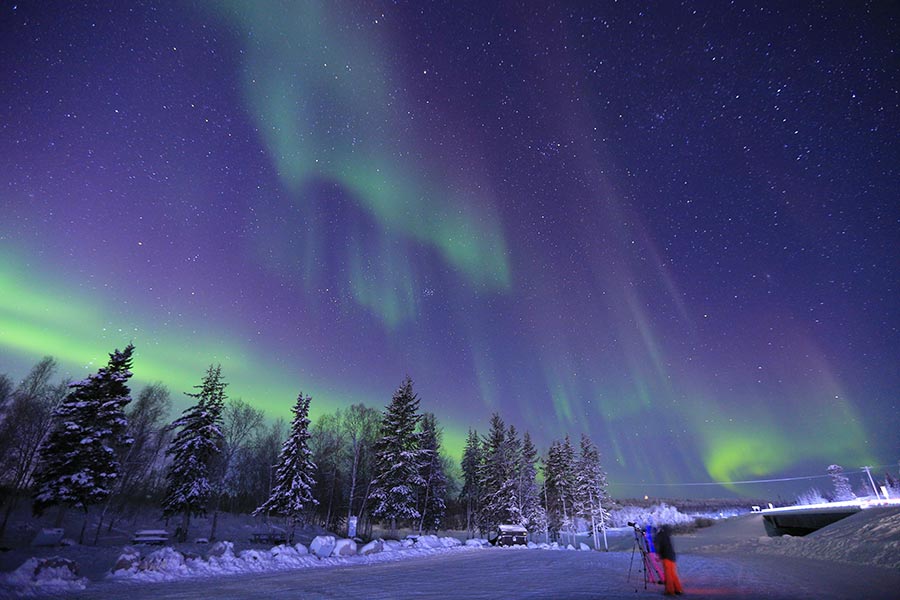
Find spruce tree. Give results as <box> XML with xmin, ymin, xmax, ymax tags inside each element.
<box><xmin>827</xmin><ymin>464</ymin><xmax>855</xmax><ymax>501</ymax></box>
<box><xmin>544</xmin><ymin>436</ymin><xmax>576</xmax><ymax>544</ymax></box>
<box><xmin>477</xmin><ymin>413</ymin><xmax>505</xmax><ymax>534</ymax></box>
<box><xmin>460</xmin><ymin>428</ymin><xmax>483</xmax><ymax>537</ymax></box>
<box><xmin>574</xmin><ymin>434</ymin><xmax>610</xmax><ymax>550</ymax></box>
<box><xmin>254</xmin><ymin>392</ymin><xmax>317</xmax><ymax>541</ymax></box>
<box><xmin>518</xmin><ymin>431</ymin><xmax>545</xmax><ymax>535</ymax></box>
<box><xmin>370</xmin><ymin>376</ymin><xmax>425</xmax><ymax>535</ymax></box>
<box><xmin>477</xmin><ymin>414</ymin><xmax>523</xmax><ymax>533</ymax></box>
<box><xmin>32</xmin><ymin>345</ymin><xmax>135</xmax><ymax>543</ymax></box>
<box><xmin>543</xmin><ymin>440</ymin><xmax>562</xmax><ymax>540</ymax></box>
<box><xmin>417</xmin><ymin>413</ymin><xmax>447</xmax><ymax>532</ymax></box>
<box><xmin>162</xmin><ymin>365</ymin><xmax>226</xmax><ymax>542</ymax></box>
<box><xmin>503</xmin><ymin>425</ymin><xmax>524</xmax><ymax>524</ymax></box>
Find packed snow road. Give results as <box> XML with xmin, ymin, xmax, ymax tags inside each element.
<box><xmin>51</xmin><ymin>547</ymin><xmax>900</xmax><ymax>600</ymax></box>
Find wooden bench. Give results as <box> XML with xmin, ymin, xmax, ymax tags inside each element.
<box><xmin>250</xmin><ymin>530</ymin><xmax>287</xmax><ymax>544</ymax></box>
<box><xmin>132</xmin><ymin>529</ymin><xmax>169</xmax><ymax>545</ymax></box>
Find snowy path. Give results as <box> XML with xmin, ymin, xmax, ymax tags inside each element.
<box><xmin>40</xmin><ymin>548</ymin><xmax>900</xmax><ymax>600</ymax></box>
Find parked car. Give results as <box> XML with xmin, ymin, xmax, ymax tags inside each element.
<box><xmin>493</xmin><ymin>524</ymin><xmax>527</xmax><ymax>546</ymax></box>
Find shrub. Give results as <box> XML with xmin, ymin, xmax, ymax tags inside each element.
<box><xmin>609</xmin><ymin>503</ymin><xmax>694</xmax><ymax>528</ymax></box>
<box><xmin>795</xmin><ymin>488</ymin><xmax>827</xmax><ymax>506</ymax></box>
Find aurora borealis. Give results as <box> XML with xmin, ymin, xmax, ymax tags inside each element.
<box><xmin>1</xmin><ymin>1</ymin><xmax>896</xmax><ymax>498</ymax></box>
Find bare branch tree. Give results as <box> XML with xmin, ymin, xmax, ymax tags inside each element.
<box><xmin>341</xmin><ymin>404</ymin><xmax>380</xmax><ymax>533</ymax></box>
<box><xmin>0</xmin><ymin>358</ymin><xmax>67</xmax><ymax>536</ymax></box>
<box><xmin>209</xmin><ymin>398</ymin><xmax>264</xmax><ymax>540</ymax></box>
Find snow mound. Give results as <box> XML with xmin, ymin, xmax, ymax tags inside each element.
<box><xmin>139</xmin><ymin>547</ymin><xmax>188</xmax><ymax>575</ymax></box>
<box><xmin>415</xmin><ymin>535</ymin><xmax>460</xmax><ymax>549</ymax></box>
<box><xmin>238</xmin><ymin>549</ymin><xmax>265</xmax><ymax>562</ymax></box>
<box><xmin>111</xmin><ymin>547</ymin><xmax>141</xmax><ymax>573</ymax></box>
<box><xmin>2</xmin><ymin>556</ymin><xmax>88</xmax><ymax>595</ymax></box>
<box><xmin>310</xmin><ymin>535</ymin><xmax>336</xmax><ymax>559</ymax></box>
<box><xmin>208</xmin><ymin>541</ymin><xmax>235</xmax><ymax>559</ymax></box>
<box><xmin>359</xmin><ymin>540</ymin><xmax>383</xmax><ymax>555</ymax></box>
<box><xmin>331</xmin><ymin>539</ymin><xmax>357</xmax><ymax>557</ymax></box>
<box><xmin>270</xmin><ymin>543</ymin><xmax>298</xmax><ymax>558</ymax></box>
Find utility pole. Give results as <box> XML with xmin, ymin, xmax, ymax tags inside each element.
<box><xmin>862</xmin><ymin>466</ymin><xmax>880</xmax><ymax>500</ymax></box>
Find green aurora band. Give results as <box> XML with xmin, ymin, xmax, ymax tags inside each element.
<box><xmin>2</xmin><ymin>252</ymin><xmax>377</xmax><ymax>425</ymax></box>
<box><xmin>212</xmin><ymin>0</ymin><xmax>511</xmax><ymax>330</ymax></box>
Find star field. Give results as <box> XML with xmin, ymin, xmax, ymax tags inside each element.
<box><xmin>1</xmin><ymin>1</ymin><xmax>897</xmax><ymax>498</ymax></box>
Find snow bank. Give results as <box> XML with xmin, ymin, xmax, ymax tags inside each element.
<box><xmin>694</xmin><ymin>506</ymin><xmax>900</xmax><ymax>570</ymax></box>
<box><xmin>3</xmin><ymin>528</ymin><xmax>612</xmax><ymax>596</ymax></box>
<box><xmin>413</xmin><ymin>535</ymin><xmax>461</xmax><ymax>549</ymax></box>
<box><xmin>1</xmin><ymin>556</ymin><xmax>88</xmax><ymax>596</ymax></box>
<box><xmin>100</xmin><ymin>534</ymin><xmax>479</xmax><ymax>587</ymax></box>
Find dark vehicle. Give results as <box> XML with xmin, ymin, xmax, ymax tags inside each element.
<box><xmin>493</xmin><ymin>524</ymin><xmax>527</xmax><ymax>547</ymax></box>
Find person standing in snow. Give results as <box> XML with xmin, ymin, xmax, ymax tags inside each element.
<box><xmin>654</xmin><ymin>524</ymin><xmax>683</xmax><ymax>596</ymax></box>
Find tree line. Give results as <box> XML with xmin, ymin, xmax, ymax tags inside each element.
<box><xmin>0</xmin><ymin>347</ymin><xmax>610</xmax><ymax>545</ymax></box>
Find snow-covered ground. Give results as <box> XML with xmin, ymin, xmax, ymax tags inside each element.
<box><xmin>686</xmin><ymin>505</ymin><xmax>900</xmax><ymax>570</ymax></box>
<box><xmin>2</xmin><ymin>506</ymin><xmax>898</xmax><ymax>599</ymax></box>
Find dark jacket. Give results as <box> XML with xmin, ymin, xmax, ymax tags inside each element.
<box><xmin>654</xmin><ymin>524</ymin><xmax>676</xmax><ymax>562</ymax></box>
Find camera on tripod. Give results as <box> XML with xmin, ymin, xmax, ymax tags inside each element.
<box><xmin>627</xmin><ymin>521</ymin><xmax>664</xmax><ymax>589</ymax></box>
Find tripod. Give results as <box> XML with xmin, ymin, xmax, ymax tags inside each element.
<box><xmin>627</xmin><ymin>522</ymin><xmax>664</xmax><ymax>591</ymax></box>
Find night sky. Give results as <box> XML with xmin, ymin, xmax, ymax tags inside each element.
<box><xmin>1</xmin><ymin>1</ymin><xmax>897</xmax><ymax>499</ymax></box>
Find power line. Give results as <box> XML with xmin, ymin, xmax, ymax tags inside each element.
<box><xmin>616</xmin><ymin>465</ymin><xmax>896</xmax><ymax>488</ymax></box>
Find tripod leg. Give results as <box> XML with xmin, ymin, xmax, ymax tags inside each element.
<box><xmin>628</xmin><ymin>539</ymin><xmax>637</xmax><ymax>581</ymax></box>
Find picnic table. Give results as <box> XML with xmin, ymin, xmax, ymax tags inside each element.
<box><xmin>132</xmin><ymin>529</ymin><xmax>169</xmax><ymax>544</ymax></box>
<box><xmin>31</xmin><ymin>528</ymin><xmax>64</xmax><ymax>547</ymax></box>
<box><xmin>250</xmin><ymin>528</ymin><xmax>288</xmax><ymax>544</ymax></box>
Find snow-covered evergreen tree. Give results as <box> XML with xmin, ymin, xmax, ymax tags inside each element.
<box><xmin>518</xmin><ymin>431</ymin><xmax>545</xmax><ymax>534</ymax></box>
<box><xmin>253</xmin><ymin>392</ymin><xmax>317</xmax><ymax>541</ymax></box>
<box><xmin>32</xmin><ymin>345</ymin><xmax>135</xmax><ymax>543</ymax></box>
<box><xmin>503</xmin><ymin>425</ymin><xmax>524</xmax><ymax>524</ymax></box>
<box><xmin>543</xmin><ymin>440</ymin><xmax>562</xmax><ymax>540</ymax></box>
<box><xmin>477</xmin><ymin>414</ymin><xmax>523</xmax><ymax>533</ymax></box>
<box><xmin>544</xmin><ymin>436</ymin><xmax>576</xmax><ymax>544</ymax></box>
<box><xmin>370</xmin><ymin>376</ymin><xmax>425</xmax><ymax>534</ymax></box>
<box><xmin>162</xmin><ymin>365</ymin><xmax>226</xmax><ymax>542</ymax></box>
<box><xmin>460</xmin><ymin>428</ymin><xmax>483</xmax><ymax>537</ymax></box>
<box><xmin>574</xmin><ymin>434</ymin><xmax>611</xmax><ymax>550</ymax></box>
<box><xmin>417</xmin><ymin>412</ymin><xmax>447</xmax><ymax>532</ymax></box>
<box><xmin>885</xmin><ymin>470</ymin><xmax>899</xmax><ymax>498</ymax></box>
<box><xmin>827</xmin><ymin>464</ymin><xmax>855</xmax><ymax>501</ymax></box>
